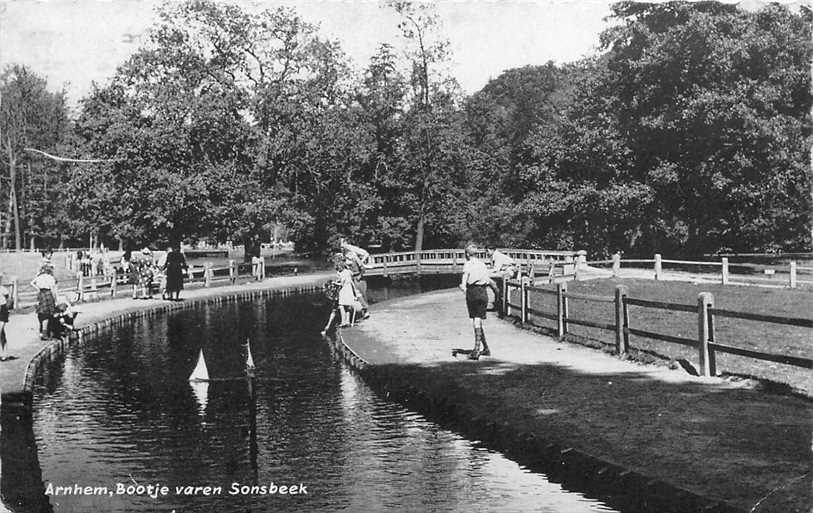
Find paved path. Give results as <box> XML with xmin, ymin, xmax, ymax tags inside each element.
<box><xmin>342</xmin><ymin>289</ymin><xmax>813</xmax><ymax>513</ymax></box>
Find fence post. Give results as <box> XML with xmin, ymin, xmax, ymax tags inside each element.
<box><xmin>383</xmin><ymin>256</ymin><xmax>389</xmax><ymax>278</ymax></box>
<box><xmin>654</xmin><ymin>253</ymin><xmax>662</xmax><ymax>280</ymax></box>
<box><xmin>612</xmin><ymin>253</ymin><xmax>621</xmax><ymax>277</ymax></box>
<box><xmin>557</xmin><ymin>281</ymin><xmax>568</xmax><ymax>338</ymax></box>
<box><xmin>11</xmin><ymin>279</ymin><xmax>18</xmax><ymax>310</ymax></box>
<box><xmin>77</xmin><ymin>274</ymin><xmax>84</xmax><ymax>302</ymax></box>
<box><xmin>502</xmin><ymin>276</ymin><xmax>508</xmax><ymax>317</ymax></box>
<box><xmin>576</xmin><ymin>250</ymin><xmax>587</xmax><ymax>271</ymax></box>
<box><xmin>721</xmin><ymin>257</ymin><xmax>729</xmax><ymax>285</ymax></box>
<box><xmin>789</xmin><ymin>261</ymin><xmax>797</xmax><ymax>289</ymax></box>
<box><xmin>204</xmin><ymin>262</ymin><xmax>212</xmax><ymax>287</ymax></box>
<box><xmin>415</xmin><ymin>252</ymin><xmax>422</xmax><ymax>276</ymax></box>
<box><xmin>260</xmin><ymin>257</ymin><xmax>266</xmax><ymax>279</ymax></box>
<box><xmin>110</xmin><ymin>274</ymin><xmax>117</xmax><ymax>297</ymax></box>
<box><xmin>614</xmin><ymin>285</ymin><xmax>629</xmax><ymax>356</ymax></box>
<box><xmin>229</xmin><ymin>259</ymin><xmax>236</xmax><ymax>285</ymax></box>
<box><xmin>698</xmin><ymin>292</ymin><xmax>714</xmax><ymax>377</ymax></box>
<box><xmin>528</xmin><ymin>264</ymin><xmax>535</xmax><ymax>286</ymax></box>
<box><xmin>548</xmin><ymin>262</ymin><xmax>555</xmax><ymax>284</ymax></box>
<box><xmin>520</xmin><ymin>279</ymin><xmax>527</xmax><ymax>324</ymax></box>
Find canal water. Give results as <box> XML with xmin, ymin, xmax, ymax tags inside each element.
<box><xmin>27</xmin><ymin>278</ymin><xmax>619</xmax><ymax>513</ymax></box>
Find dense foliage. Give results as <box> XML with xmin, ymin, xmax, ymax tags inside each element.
<box><xmin>0</xmin><ymin>1</ymin><xmax>810</xmax><ymax>257</ymax></box>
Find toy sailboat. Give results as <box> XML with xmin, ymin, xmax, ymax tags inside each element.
<box><xmin>245</xmin><ymin>339</ymin><xmax>256</xmax><ymax>370</ymax></box>
<box><xmin>189</xmin><ymin>349</ymin><xmax>210</xmax><ymax>382</ymax></box>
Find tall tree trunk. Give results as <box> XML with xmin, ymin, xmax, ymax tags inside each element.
<box><xmin>809</xmin><ymin>141</ymin><xmax>812</xmax><ymax>250</ymax></box>
<box><xmin>5</xmin><ymin>141</ymin><xmax>17</xmax><ymax>250</ymax></box>
<box><xmin>26</xmin><ymin>162</ymin><xmax>33</xmax><ymax>249</ymax></box>
<box><xmin>414</xmin><ymin>207</ymin><xmax>425</xmax><ymax>253</ymax></box>
<box><xmin>12</xmin><ymin>182</ymin><xmax>20</xmax><ymax>251</ymax></box>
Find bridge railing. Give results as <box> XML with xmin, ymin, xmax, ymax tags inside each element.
<box><xmin>367</xmin><ymin>248</ymin><xmax>587</xmax><ymax>277</ymax></box>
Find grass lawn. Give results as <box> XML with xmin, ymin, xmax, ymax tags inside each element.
<box><xmin>514</xmin><ymin>278</ymin><xmax>813</xmax><ymax>395</ymax></box>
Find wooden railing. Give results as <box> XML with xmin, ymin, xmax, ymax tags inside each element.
<box><xmin>6</xmin><ymin>258</ymin><xmax>271</xmax><ymax>311</ymax></box>
<box><xmin>366</xmin><ymin>248</ymin><xmax>587</xmax><ymax>277</ymax></box>
<box><xmin>501</xmin><ymin>279</ymin><xmax>813</xmax><ymax>377</ymax></box>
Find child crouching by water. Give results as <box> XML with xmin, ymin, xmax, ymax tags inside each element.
<box><xmin>321</xmin><ymin>279</ymin><xmax>341</xmax><ymax>336</ymax></box>
<box><xmin>50</xmin><ymin>297</ymin><xmax>79</xmax><ymax>340</ymax></box>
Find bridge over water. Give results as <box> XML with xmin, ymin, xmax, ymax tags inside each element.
<box><xmin>364</xmin><ymin>248</ymin><xmax>588</xmax><ymax>277</ymax></box>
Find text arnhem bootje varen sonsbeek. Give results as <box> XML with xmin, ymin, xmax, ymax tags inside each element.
<box><xmin>45</xmin><ymin>482</ymin><xmax>308</xmax><ymax>497</ymax></box>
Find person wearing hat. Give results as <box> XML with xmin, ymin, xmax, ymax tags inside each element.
<box><xmin>163</xmin><ymin>245</ymin><xmax>188</xmax><ymax>301</ymax></box>
<box><xmin>31</xmin><ymin>265</ymin><xmax>58</xmax><ymax>339</ymax></box>
<box><xmin>135</xmin><ymin>248</ymin><xmax>155</xmax><ymax>299</ymax></box>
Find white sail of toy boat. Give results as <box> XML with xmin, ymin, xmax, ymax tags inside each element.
<box><xmin>189</xmin><ymin>349</ymin><xmax>210</xmax><ymax>382</ymax></box>
<box><xmin>245</xmin><ymin>339</ymin><xmax>256</xmax><ymax>370</ymax></box>
<box><xmin>190</xmin><ymin>380</ymin><xmax>209</xmax><ymax>414</ymax></box>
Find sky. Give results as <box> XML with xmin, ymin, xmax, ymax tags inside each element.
<box><xmin>0</xmin><ymin>0</ymin><xmax>619</xmax><ymax>110</ymax></box>
<box><xmin>0</xmin><ymin>0</ymin><xmax>797</xmax><ymax>112</ymax></box>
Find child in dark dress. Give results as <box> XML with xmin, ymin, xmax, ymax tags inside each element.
<box><xmin>320</xmin><ymin>278</ymin><xmax>342</xmax><ymax>336</ymax></box>
<box><xmin>0</xmin><ymin>282</ymin><xmax>9</xmax><ymax>360</ymax></box>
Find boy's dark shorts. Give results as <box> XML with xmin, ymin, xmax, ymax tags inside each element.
<box><xmin>466</xmin><ymin>285</ymin><xmax>488</xmax><ymax>319</ymax></box>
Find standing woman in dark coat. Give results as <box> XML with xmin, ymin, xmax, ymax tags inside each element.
<box><xmin>164</xmin><ymin>245</ymin><xmax>187</xmax><ymax>301</ymax></box>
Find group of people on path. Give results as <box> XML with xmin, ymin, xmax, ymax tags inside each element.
<box><xmin>0</xmin><ymin>245</ymin><xmax>190</xmax><ymax>362</ymax></box>
<box><xmin>122</xmin><ymin>246</ymin><xmax>188</xmax><ymax>300</ymax></box>
<box><xmin>31</xmin><ymin>252</ymin><xmax>79</xmax><ymax>346</ymax></box>
<box><xmin>320</xmin><ymin>239</ymin><xmax>516</xmax><ymax>362</ymax></box>
<box><xmin>322</xmin><ymin>238</ymin><xmax>371</xmax><ymax>335</ymax></box>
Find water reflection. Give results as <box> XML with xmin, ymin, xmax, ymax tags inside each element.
<box><xmin>7</xmin><ymin>281</ymin><xmax>618</xmax><ymax>513</ymax></box>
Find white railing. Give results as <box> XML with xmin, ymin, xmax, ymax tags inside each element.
<box><xmin>367</xmin><ymin>248</ymin><xmax>587</xmax><ymax>276</ymax></box>
<box><xmin>589</xmin><ymin>253</ymin><xmax>813</xmax><ymax>289</ymax></box>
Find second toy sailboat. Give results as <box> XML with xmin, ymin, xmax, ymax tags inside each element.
<box><xmin>189</xmin><ymin>349</ymin><xmax>210</xmax><ymax>382</ymax></box>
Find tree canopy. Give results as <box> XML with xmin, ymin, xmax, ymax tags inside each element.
<box><xmin>1</xmin><ymin>1</ymin><xmax>809</xmax><ymax>257</ymax></box>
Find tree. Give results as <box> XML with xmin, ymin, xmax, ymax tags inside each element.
<box><xmin>388</xmin><ymin>1</ymin><xmax>473</xmax><ymax>252</ymax></box>
<box><xmin>0</xmin><ymin>65</ymin><xmax>71</xmax><ymax>249</ymax></box>
<box><xmin>593</xmin><ymin>2</ymin><xmax>812</xmax><ymax>254</ymax></box>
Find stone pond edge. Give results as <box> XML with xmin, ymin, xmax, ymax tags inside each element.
<box><xmin>8</xmin><ymin>275</ymin><xmax>330</xmax><ymax>411</ymax></box>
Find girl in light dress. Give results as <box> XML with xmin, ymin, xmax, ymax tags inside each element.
<box><xmin>322</xmin><ymin>254</ymin><xmax>361</xmax><ymax>334</ymax></box>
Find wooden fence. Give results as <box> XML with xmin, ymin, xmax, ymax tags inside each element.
<box><xmin>590</xmin><ymin>253</ymin><xmax>813</xmax><ymax>288</ymax></box>
<box><xmin>502</xmin><ymin>279</ymin><xmax>813</xmax><ymax>377</ymax></box>
<box><xmin>4</xmin><ymin>258</ymin><xmax>270</xmax><ymax>311</ymax></box>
